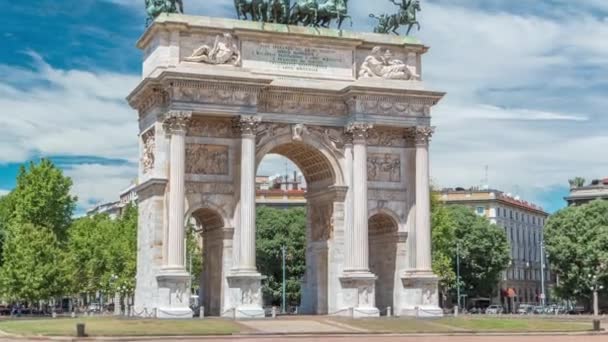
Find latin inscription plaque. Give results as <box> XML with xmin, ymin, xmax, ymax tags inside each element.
<box><xmin>241</xmin><ymin>41</ymin><xmax>353</xmax><ymax>79</ymax></box>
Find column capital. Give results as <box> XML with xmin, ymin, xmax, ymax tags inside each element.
<box><xmin>233</xmin><ymin>115</ymin><xmax>262</xmax><ymax>137</ymax></box>
<box><xmin>405</xmin><ymin>126</ymin><xmax>435</xmax><ymax>147</ymax></box>
<box><xmin>346</xmin><ymin>122</ymin><xmax>374</xmax><ymax>142</ymax></box>
<box><xmin>163</xmin><ymin>111</ymin><xmax>192</xmax><ymax>134</ymax></box>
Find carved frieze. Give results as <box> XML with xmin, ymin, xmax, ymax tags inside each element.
<box><xmin>185</xmin><ymin>144</ymin><xmax>229</xmax><ymax>175</ymax></box>
<box><xmin>348</xmin><ymin>96</ymin><xmax>431</xmax><ymax>117</ymax></box>
<box><xmin>258</xmin><ymin>92</ymin><xmax>347</xmax><ymax>116</ymax></box>
<box><xmin>368</xmin><ymin>153</ymin><xmax>401</xmax><ymax>182</ymax></box>
<box><xmin>367</xmin><ymin>128</ymin><xmax>406</xmax><ymax>147</ymax></box>
<box><xmin>141</xmin><ymin>129</ymin><xmax>155</xmax><ymax>174</ymax></box>
<box><xmin>171</xmin><ymin>81</ymin><xmax>257</xmax><ymax>107</ymax></box>
<box><xmin>359</xmin><ymin>47</ymin><xmax>419</xmax><ymax>80</ymax></box>
<box><xmin>188</xmin><ymin>118</ymin><xmax>235</xmax><ymax>138</ymax></box>
<box><xmin>184</xmin><ymin>33</ymin><xmax>241</xmax><ymax>66</ymax></box>
<box><xmin>185</xmin><ymin>182</ymin><xmax>235</xmax><ymax>195</ymax></box>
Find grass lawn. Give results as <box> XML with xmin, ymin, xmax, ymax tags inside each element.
<box><xmin>336</xmin><ymin>317</ymin><xmax>594</xmax><ymax>333</ymax></box>
<box><xmin>0</xmin><ymin>317</ymin><xmax>244</xmax><ymax>337</ymax></box>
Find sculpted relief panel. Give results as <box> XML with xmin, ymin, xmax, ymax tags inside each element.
<box><xmin>184</xmin><ymin>33</ymin><xmax>241</xmax><ymax>66</ymax></box>
<box><xmin>186</xmin><ymin>144</ymin><xmax>229</xmax><ymax>175</ymax></box>
<box><xmin>368</xmin><ymin>153</ymin><xmax>401</xmax><ymax>182</ymax></box>
<box><xmin>258</xmin><ymin>93</ymin><xmax>347</xmax><ymax>117</ymax></box>
<box><xmin>188</xmin><ymin>118</ymin><xmax>235</xmax><ymax>138</ymax></box>
<box><xmin>310</xmin><ymin>201</ymin><xmax>333</xmax><ymax>242</ymax></box>
<box><xmin>359</xmin><ymin>47</ymin><xmax>419</xmax><ymax>80</ymax></box>
<box><xmin>141</xmin><ymin>129</ymin><xmax>155</xmax><ymax>174</ymax></box>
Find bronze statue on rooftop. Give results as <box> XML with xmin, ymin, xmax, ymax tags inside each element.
<box><xmin>370</xmin><ymin>0</ymin><xmax>421</xmax><ymax>35</ymax></box>
<box><xmin>145</xmin><ymin>0</ymin><xmax>184</xmax><ymax>26</ymax></box>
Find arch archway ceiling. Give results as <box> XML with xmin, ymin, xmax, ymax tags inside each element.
<box><xmin>369</xmin><ymin>214</ymin><xmax>398</xmax><ymax>235</ymax></box>
<box><xmin>193</xmin><ymin>208</ymin><xmax>224</xmax><ymax>231</ymax></box>
<box><xmin>269</xmin><ymin>142</ymin><xmax>334</xmax><ymax>183</ymax></box>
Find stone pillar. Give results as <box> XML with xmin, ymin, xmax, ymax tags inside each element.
<box><xmin>156</xmin><ymin>111</ymin><xmax>193</xmax><ymax>319</ymax></box>
<box><xmin>236</xmin><ymin>116</ymin><xmax>260</xmax><ymax>272</ymax></box>
<box><xmin>399</xmin><ymin>126</ymin><xmax>442</xmax><ymax>318</ymax></box>
<box><xmin>343</xmin><ymin>134</ymin><xmax>355</xmax><ymax>270</ymax></box>
<box><xmin>166</xmin><ymin>112</ymin><xmax>189</xmax><ymax>270</ymax></box>
<box><xmin>414</xmin><ymin>126</ymin><xmax>434</xmax><ymax>272</ymax></box>
<box><xmin>339</xmin><ymin>122</ymin><xmax>379</xmax><ymax>318</ymax></box>
<box><xmin>350</xmin><ymin>123</ymin><xmax>372</xmax><ymax>272</ymax></box>
<box><xmin>226</xmin><ymin>115</ymin><xmax>264</xmax><ymax>319</ymax></box>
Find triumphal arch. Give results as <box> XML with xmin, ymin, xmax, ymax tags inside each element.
<box><xmin>128</xmin><ymin>14</ymin><xmax>444</xmax><ymax>319</ymax></box>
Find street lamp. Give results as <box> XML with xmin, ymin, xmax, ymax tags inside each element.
<box><xmin>456</xmin><ymin>242</ymin><xmax>462</xmax><ymax>312</ymax></box>
<box><xmin>540</xmin><ymin>241</ymin><xmax>546</xmax><ymax>308</ymax></box>
<box><xmin>588</xmin><ymin>274</ymin><xmax>605</xmax><ymax>317</ymax></box>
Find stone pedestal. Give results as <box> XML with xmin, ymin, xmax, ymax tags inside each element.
<box><xmin>399</xmin><ymin>271</ymin><xmax>443</xmax><ymax>317</ymax></box>
<box><xmin>226</xmin><ymin>272</ymin><xmax>265</xmax><ymax>319</ymax></box>
<box><xmin>339</xmin><ymin>273</ymin><xmax>380</xmax><ymax>318</ymax></box>
<box><xmin>156</xmin><ymin>270</ymin><xmax>193</xmax><ymax>319</ymax></box>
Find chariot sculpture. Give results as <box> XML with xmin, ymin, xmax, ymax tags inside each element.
<box><xmin>234</xmin><ymin>0</ymin><xmax>352</xmax><ymax>29</ymax></box>
<box><xmin>370</xmin><ymin>0</ymin><xmax>421</xmax><ymax>35</ymax></box>
<box><xmin>145</xmin><ymin>0</ymin><xmax>183</xmax><ymax>26</ymax></box>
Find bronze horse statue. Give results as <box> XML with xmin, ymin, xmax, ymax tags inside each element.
<box><xmin>316</xmin><ymin>0</ymin><xmax>351</xmax><ymax>29</ymax></box>
<box><xmin>370</xmin><ymin>0</ymin><xmax>421</xmax><ymax>35</ymax></box>
<box><xmin>145</xmin><ymin>0</ymin><xmax>183</xmax><ymax>26</ymax></box>
<box><xmin>235</xmin><ymin>0</ymin><xmax>270</xmax><ymax>22</ymax></box>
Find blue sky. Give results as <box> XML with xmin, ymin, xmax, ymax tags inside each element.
<box><xmin>1</xmin><ymin>0</ymin><xmax>607</xmax><ymax>213</ymax></box>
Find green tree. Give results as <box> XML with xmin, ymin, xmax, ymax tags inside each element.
<box><xmin>568</xmin><ymin>177</ymin><xmax>586</xmax><ymax>189</ymax></box>
<box><xmin>0</xmin><ymin>194</ymin><xmax>15</xmax><ymax>265</ymax></box>
<box><xmin>256</xmin><ymin>206</ymin><xmax>306</xmax><ymax>306</ymax></box>
<box><xmin>0</xmin><ymin>222</ymin><xmax>66</xmax><ymax>302</ymax></box>
<box><xmin>431</xmin><ymin>194</ymin><xmax>457</xmax><ymax>302</ymax></box>
<box><xmin>431</xmin><ymin>201</ymin><xmax>510</xmax><ymax>302</ymax></box>
<box><xmin>186</xmin><ymin>223</ymin><xmax>203</xmax><ymax>292</ymax></box>
<box><xmin>11</xmin><ymin>159</ymin><xmax>77</xmax><ymax>240</ymax></box>
<box><xmin>544</xmin><ymin>199</ymin><xmax>608</xmax><ymax>301</ymax></box>
<box><xmin>448</xmin><ymin>205</ymin><xmax>511</xmax><ymax>298</ymax></box>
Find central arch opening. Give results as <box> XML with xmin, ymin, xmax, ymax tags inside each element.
<box><xmin>256</xmin><ymin>140</ymin><xmax>339</xmax><ymax>314</ymax></box>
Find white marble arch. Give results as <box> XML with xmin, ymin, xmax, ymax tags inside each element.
<box><xmin>185</xmin><ymin>200</ymin><xmax>234</xmax><ymax>317</ymax></box>
<box><xmin>368</xmin><ymin>208</ymin><xmax>401</xmax><ymax>315</ymax></box>
<box><xmin>255</xmin><ymin>132</ymin><xmax>345</xmax><ymax>188</ymax></box>
<box><xmin>255</xmin><ymin>132</ymin><xmax>346</xmax><ymax>315</ymax></box>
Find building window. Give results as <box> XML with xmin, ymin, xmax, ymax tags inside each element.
<box><xmin>476</xmin><ymin>206</ymin><xmax>485</xmax><ymax>215</ymax></box>
<box><xmin>496</xmin><ymin>207</ymin><xmax>500</xmax><ymax>217</ymax></box>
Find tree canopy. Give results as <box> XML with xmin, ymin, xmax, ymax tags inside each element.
<box><xmin>431</xmin><ymin>200</ymin><xmax>511</xmax><ymax>301</ymax></box>
<box><xmin>10</xmin><ymin>159</ymin><xmax>77</xmax><ymax>240</ymax></box>
<box><xmin>544</xmin><ymin>199</ymin><xmax>608</xmax><ymax>301</ymax></box>
<box><xmin>256</xmin><ymin>206</ymin><xmax>306</xmax><ymax>307</ymax></box>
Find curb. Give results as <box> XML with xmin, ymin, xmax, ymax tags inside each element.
<box><xmin>2</xmin><ymin>330</ymin><xmax>607</xmax><ymax>341</ymax></box>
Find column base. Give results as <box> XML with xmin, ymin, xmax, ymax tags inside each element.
<box><xmin>398</xmin><ymin>270</ymin><xmax>443</xmax><ymax>318</ymax></box>
<box><xmin>156</xmin><ymin>268</ymin><xmax>193</xmax><ymax>319</ymax></box>
<box><xmin>226</xmin><ymin>270</ymin><xmax>265</xmax><ymax>319</ymax></box>
<box><xmin>338</xmin><ymin>271</ymin><xmax>379</xmax><ymax>318</ymax></box>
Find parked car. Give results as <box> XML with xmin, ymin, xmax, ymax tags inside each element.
<box><xmin>87</xmin><ymin>303</ymin><xmax>101</xmax><ymax>313</ymax></box>
<box><xmin>485</xmin><ymin>304</ymin><xmax>504</xmax><ymax>315</ymax></box>
<box><xmin>517</xmin><ymin>304</ymin><xmax>534</xmax><ymax>315</ymax></box>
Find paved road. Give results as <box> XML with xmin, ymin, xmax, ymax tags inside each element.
<box><xmin>1</xmin><ymin>334</ymin><xmax>605</xmax><ymax>342</ymax></box>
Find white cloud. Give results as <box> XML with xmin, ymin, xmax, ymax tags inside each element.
<box><xmin>56</xmin><ymin>1</ymin><xmax>608</xmax><ymax>210</ymax></box>
<box><xmin>0</xmin><ymin>53</ymin><xmax>140</xmax><ymax>163</ymax></box>
<box><xmin>0</xmin><ymin>189</ymin><xmax>10</xmax><ymax>197</ymax></box>
<box><xmin>64</xmin><ymin>163</ymin><xmax>137</xmax><ymax>210</ymax></box>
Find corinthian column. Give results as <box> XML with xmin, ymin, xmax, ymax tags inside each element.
<box><xmin>413</xmin><ymin>126</ymin><xmax>435</xmax><ymax>272</ymax></box>
<box><xmin>163</xmin><ymin>111</ymin><xmax>191</xmax><ymax>270</ymax></box>
<box><xmin>347</xmin><ymin>122</ymin><xmax>373</xmax><ymax>272</ymax></box>
<box><xmin>235</xmin><ymin>115</ymin><xmax>261</xmax><ymax>273</ymax></box>
<box><xmin>343</xmin><ymin>133</ymin><xmax>355</xmax><ymax>270</ymax></box>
